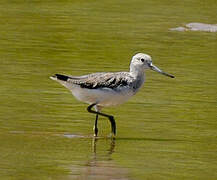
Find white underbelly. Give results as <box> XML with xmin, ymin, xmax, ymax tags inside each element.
<box><xmin>71</xmin><ymin>86</ymin><xmax>134</xmax><ymax>107</ymax></box>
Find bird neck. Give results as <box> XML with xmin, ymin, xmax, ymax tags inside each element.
<box><xmin>129</xmin><ymin>65</ymin><xmax>145</xmax><ymax>79</ymax></box>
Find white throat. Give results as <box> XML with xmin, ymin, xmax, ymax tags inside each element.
<box><xmin>129</xmin><ymin>63</ymin><xmax>145</xmax><ymax>78</ymax></box>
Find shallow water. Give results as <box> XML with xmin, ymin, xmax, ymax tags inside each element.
<box><xmin>0</xmin><ymin>0</ymin><xmax>217</xmax><ymax>179</ymax></box>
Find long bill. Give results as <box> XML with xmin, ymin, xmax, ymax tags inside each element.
<box><xmin>149</xmin><ymin>64</ymin><xmax>175</xmax><ymax>78</ymax></box>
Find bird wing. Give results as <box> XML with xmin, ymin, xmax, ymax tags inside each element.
<box><xmin>68</xmin><ymin>72</ymin><xmax>133</xmax><ymax>89</ymax></box>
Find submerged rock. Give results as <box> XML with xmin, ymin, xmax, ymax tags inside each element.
<box><xmin>186</xmin><ymin>23</ymin><xmax>217</xmax><ymax>32</ymax></box>
<box><xmin>170</xmin><ymin>27</ymin><xmax>187</xmax><ymax>32</ymax></box>
<box><xmin>170</xmin><ymin>22</ymin><xmax>217</xmax><ymax>32</ymax></box>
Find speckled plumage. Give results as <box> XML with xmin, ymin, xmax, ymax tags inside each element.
<box><xmin>56</xmin><ymin>72</ymin><xmax>143</xmax><ymax>91</ymax></box>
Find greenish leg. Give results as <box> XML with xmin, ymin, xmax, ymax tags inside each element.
<box><xmin>87</xmin><ymin>103</ymin><xmax>116</xmax><ymax>137</ymax></box>
<box><xmin>93</xmin><ymin>114</ymin><xmax>99</xmax><ymax>137</ymax></box>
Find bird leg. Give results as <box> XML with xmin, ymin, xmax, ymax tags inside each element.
<box><xmin>93</xmin><ymin>114</ymin><xmax>98</xmax><ymax>137</ymax></box>
<box><xmin>87</xmin><ymin>103</ymin><xmax>116</xmax><ymax>137</ymax></box>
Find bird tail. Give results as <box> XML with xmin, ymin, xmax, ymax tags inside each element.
<box><xmin>50</xmin><ymin>74</ymin><xmax>69</xmax><ymax>81</ymax></box>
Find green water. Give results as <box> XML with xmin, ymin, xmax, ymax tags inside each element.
<box><xmin>0</xmin><ymin>0</ymin><xmax>217</xmax><ymax>179</ymax></box>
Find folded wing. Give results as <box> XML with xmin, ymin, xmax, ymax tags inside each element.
<box><xmin>55</xmin><ymin>72</ymin><xmax>133</xmax><ymax>89</ymax></box>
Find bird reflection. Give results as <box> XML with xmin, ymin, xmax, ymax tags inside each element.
<box><xmin>71</xmin><ymin>137</ymin><xmax>129</xmax><ymax>180</ymax></box>
<box><xmin>92</xmin><ymin>137</ymin><xmax>116</xmax><ymax>160</ymax></box>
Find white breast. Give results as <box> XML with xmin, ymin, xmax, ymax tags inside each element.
<box><xmin>71</xmin><ymin>86</ymin><xmax>134</xmax><ymax>107</ymax></box>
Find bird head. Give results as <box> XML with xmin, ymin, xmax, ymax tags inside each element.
<box><xmin>130</xmin><ymin>53</ymin><xmax>175</xmax><ymax>78</ymax></box>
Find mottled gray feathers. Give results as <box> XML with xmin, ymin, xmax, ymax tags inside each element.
<box><xmin>55</xmin><ymin>72</ymin><xmax>134</xmax><ymax>89</ymax></box>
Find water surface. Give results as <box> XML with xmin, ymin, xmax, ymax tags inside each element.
<box><xmin>0</xmin><ymin>0</ymin><xmax>216</xmax><ymax>179</ymax></box>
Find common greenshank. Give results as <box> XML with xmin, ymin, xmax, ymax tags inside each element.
<box><xmin>50</xmin><ymin>53</ymin><xmax>174</xmax><ymax>137</ymax></box>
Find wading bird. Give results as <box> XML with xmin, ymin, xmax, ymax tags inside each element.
<box><xmin>50</xmin><ymin>53</ymin><xmax>174</xmax><ymax>137</ymax></box>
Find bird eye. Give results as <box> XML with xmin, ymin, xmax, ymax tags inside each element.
<box><xmin>141</xmin><ymin>58</ymin><xmax>144</xmax><ymax>62</ymax></box>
